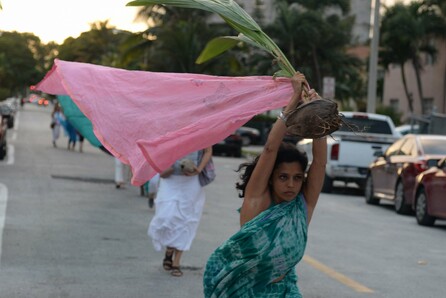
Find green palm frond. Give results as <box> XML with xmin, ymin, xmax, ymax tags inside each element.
<box><xmin>127</xmin><ymin>0</ymin><xmax>296</xmax><ymax>77</ymax></box>
<box><xmin>195</xmin><ymin>36</ymin><xmax>240</xmax><ymax>64</ymax></box>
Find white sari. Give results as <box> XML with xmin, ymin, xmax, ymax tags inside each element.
<box><xmin>148</xmin><ymin>151</ymin><xmax>206</xmax><ymax>251</ymax></box>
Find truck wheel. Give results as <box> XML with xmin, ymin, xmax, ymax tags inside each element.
<box><xmin>357</xmin><ymin>180</ymin><xmax>367</xmax><ymax>194</ymax></box>
<box><xmin>321</xmin><ymin>175</ymin><xmax>333</xmax><ymax>193</ymax></box>
<box><xmin>365</xmin><ymin>175</ymin><xmax>379</xmax><ymax>205</ymax></box>
<box><xmin>415</xmin><ymin>188</ymin><xmax>435</xmax><ymax>226</ymax></box>
<box><xmin>394</xmin><ymin>180</ymin><xmax>412</xmax><ymax>215</ymax></box>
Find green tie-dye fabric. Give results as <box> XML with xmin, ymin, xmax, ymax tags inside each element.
<box><xmin>204</xmin><ymin>194</ymin><xmax>308</xmax><ymax>297</ymax></box>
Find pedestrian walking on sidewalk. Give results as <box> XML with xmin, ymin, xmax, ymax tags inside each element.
<box><xmin>203</xmin><ymin>73</ymin><xmax>327</xmax><ymax>297</ymax></box>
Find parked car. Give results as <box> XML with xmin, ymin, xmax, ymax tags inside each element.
<box><xmin>396</xmin><ymin>124</ymin><xmax>420</xmax><ymax>136</ymax></box>
<box><xmin>412</xmin><ymin>157</ymin><xmax>446</xmax><ymax>226</ymax></box>
<box><xmin>298</xmin><ymin>112</ymin><xmax>400</xmax><ymax>193</ymax></box>
<box><xmin>212</xmin><ymin>133</ymin><xmax>243</xmax><ymax>157</ymax></box>
<box><xmin>38</xmin><ymin>97</ymin><xmax>50</xmax><ymax>106</ymax></box>
<box><xmin>365</xmin><ymin>134</ymin><xmax>446</xmax><ymax>214</ymax></box>
<box><xmin>236</xmin><ymin>126</ymin><xmax>261</xmax><ymax>146</ymax></box>
<box><xmin>0</xmin><ymin>102</ymin><xmax>16</xmax><ymax>129</ymax></box>
<box><xmin>0</xmin><ymin>114</ymin><xmax>7</xmax><ymax>160</ymax></box>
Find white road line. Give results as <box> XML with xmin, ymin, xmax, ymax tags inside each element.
<box><xmin>6</xmin><ymin>145</ymin><xmax>14</xmax><ymax>165</ymax></box>
<box><xmin>0</xmin><ymin>183</ymin><xmax>8</xmax><ymax>267</ymax></box>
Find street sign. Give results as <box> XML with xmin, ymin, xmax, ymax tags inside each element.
<box><xmin>323</xmin><ymin>76</ymin><xmax>335</xmax><ymax>99</ymax></box>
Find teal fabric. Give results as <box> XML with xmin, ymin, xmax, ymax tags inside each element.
<box><xmin>204</xmin><ymin>194</ymin><xmax>308</xmax><ymax>297</ymax></box>
<box><xmin>56</xmin><ymin>95</ymin><xmax>102</xmax><ymax>148</ymax></box>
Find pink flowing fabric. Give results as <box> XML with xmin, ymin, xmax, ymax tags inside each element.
<box><xmin>36</xmin><ymin>59</ymin><xmax>293</xmax><ymax>185</ymax></box>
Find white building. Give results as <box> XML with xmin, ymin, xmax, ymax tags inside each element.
<box><xmin>382</xmin><ymin>39</ymin><xmax>446</xmax><ymax>121</ymax></box>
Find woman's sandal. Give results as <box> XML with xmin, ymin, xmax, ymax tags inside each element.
<box><xmin>163</xmin><ymin>248</ymin><xmax>174</xmax><ymax>270</ymax></box>
<box><xmin>170</xmin><ymin>266</ymin><xmax>183</xmax><ymax>277</ymax></box>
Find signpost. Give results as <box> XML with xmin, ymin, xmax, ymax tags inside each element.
<box><xmin>323</xmin><ymin>76</ymin><xmax>336</xmax><ymax>99</ymax></box>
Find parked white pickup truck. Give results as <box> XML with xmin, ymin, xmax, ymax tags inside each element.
<box><xmin>297</xmin><ymin>112</ymin><xmax>401</xmax><ymax>193</ymax></box>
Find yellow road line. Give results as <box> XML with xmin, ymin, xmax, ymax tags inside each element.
<box><xmin>303</xmin><ymin>255</ymin><xmax>374</xmax><ymax>293</ymax></box>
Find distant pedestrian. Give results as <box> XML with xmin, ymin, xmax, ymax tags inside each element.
<box><xmin>142</xmin><ymin>173</ymin><xmax>160</xmax><ymax>209</ymax></box>
<box><xmin>64</xmin><ymin>119</ymin><xmax>77</xmax><ymax>150</ymax></box>
<box><xmin>50</xmin><ymin>103</ymin><xmax>65</xmax><ymax>148</ymax></box>
<box><xmin>114</xmin><ymin>158</ymin><xmax>125</xmax><ymax>189</ymax></box>
<box><xmin>77</xmin><ymin>131</ymin><xmax>84</xmax><ymax>153</ymax></box>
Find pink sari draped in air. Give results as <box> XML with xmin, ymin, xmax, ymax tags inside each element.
<box><xmin>36</xmin><ymin>59</ymin><xmax>293</xmax><ymax>185</ymax></box>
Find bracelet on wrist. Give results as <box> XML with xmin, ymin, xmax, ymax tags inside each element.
<box><xmin>278</xmin><ymin>111</ymin><xmax>288</xmax><ymax>123</ymax></box>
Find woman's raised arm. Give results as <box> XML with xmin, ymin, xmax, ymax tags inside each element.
<box><xmin>240</xmin><ymin>73</ymin><xmax>307</xmax><ymax>225</ymax></box>
<box><xmin>303</xmin><ymin>136</ymin><xmax>327</xmax><ymax>223</ymax></box>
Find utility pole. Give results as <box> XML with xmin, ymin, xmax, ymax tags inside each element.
<box><xmin>367</xmin><ymin>0</ymin><xmax>381</xmax><ymax>113</ymax></box>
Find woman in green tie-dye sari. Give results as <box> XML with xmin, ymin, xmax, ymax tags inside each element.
<box><xmin>204</xmin><ymin>73</ymin><xmax>327</xmax><ymax>297</ymax></box>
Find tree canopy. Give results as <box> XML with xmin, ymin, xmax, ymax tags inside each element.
<box><xmin>0</xmin><ymin>32</ymin><xmax>44</xmax><ymax>100</ymax></box>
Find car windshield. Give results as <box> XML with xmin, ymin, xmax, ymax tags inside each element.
<box><xmin>0</xmin><ymin>105</ymin><xmax>11</xmax><ymax>113</ymax></box>
<box><xmin>420</xmin><ymin>138</ymin><xmax>446</xmax><ymax>155</ymax></box>
<box><xmin>338</xmin><ymin>117</ymin><xmax>392</xmax><ymax>134</ymax></box>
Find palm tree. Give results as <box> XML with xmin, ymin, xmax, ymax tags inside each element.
<box><xmin>259</xmin><ymin>0</ymin><xmax>362</xmax><ymax>103</ymax></box>
<box><xmin>58</xmin><ymin>21</ymin><xmax>133</xmax><ymax>67</ymax></box>
<box><xmin>423</xmin><ymin>0</ymin><xmax>446</xmax><ymax>112</ymax></box>
<box><xmin>380</xmin><ymin>1</ymin><xmax>446</xmax><ymax>113</ymax></box>
<box><xmin>409</xmin><ymin>1</ymin><xmax>446</xmax><ymax>111</ymax></box>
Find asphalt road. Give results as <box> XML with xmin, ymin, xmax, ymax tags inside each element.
<box><xmin>0</xmin><ymin>103</ymin><xmax>445</xmax><ymax>298</ymax></box>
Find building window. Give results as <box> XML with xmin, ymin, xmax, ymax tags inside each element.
<box><xmin>422</xmin><ymin>98</ymin><xmax>434</xmax><ymax>115</ymax></box>
<box><xmin>390</xmin><ymin>98</ymin><xmax>399</xmax><ymax>112</ymax></box>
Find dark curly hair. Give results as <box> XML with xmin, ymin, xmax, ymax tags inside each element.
<box><xmin>235</xmin><ymin>142</ymin><xmax>308</xmax><ymax>198</ymax></box>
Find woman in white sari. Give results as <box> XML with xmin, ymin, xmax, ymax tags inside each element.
<box><xmin>148</xmin><ymin>147</ymin><xmax>212</xmax><ymax>277</ymax></box>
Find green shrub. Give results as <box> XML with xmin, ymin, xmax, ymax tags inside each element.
<box><xmin>376</xmin><ymin>105</ymin><xmax>402</xmax><ymax>126</ymax></box>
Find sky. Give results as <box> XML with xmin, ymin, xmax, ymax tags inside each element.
<box><xmin>0</xmin><ymin>0</ymin><xmax>410</xmax><ymax>45</ymax></box>
<box><xmin>0</xmin><ymin>0</ymin><xmax>148</xmax><ymax>44</ymax></box>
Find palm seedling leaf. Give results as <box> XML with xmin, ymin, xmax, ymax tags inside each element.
<box><xmin>195</xmin><ymin>36</ymin><xmax>240</xmax><ymax>64</ymax></box>
<box><xmin>127</xmin><ymin>0</ymin><xmax>295</xmax><ymax>77</ymax></box>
